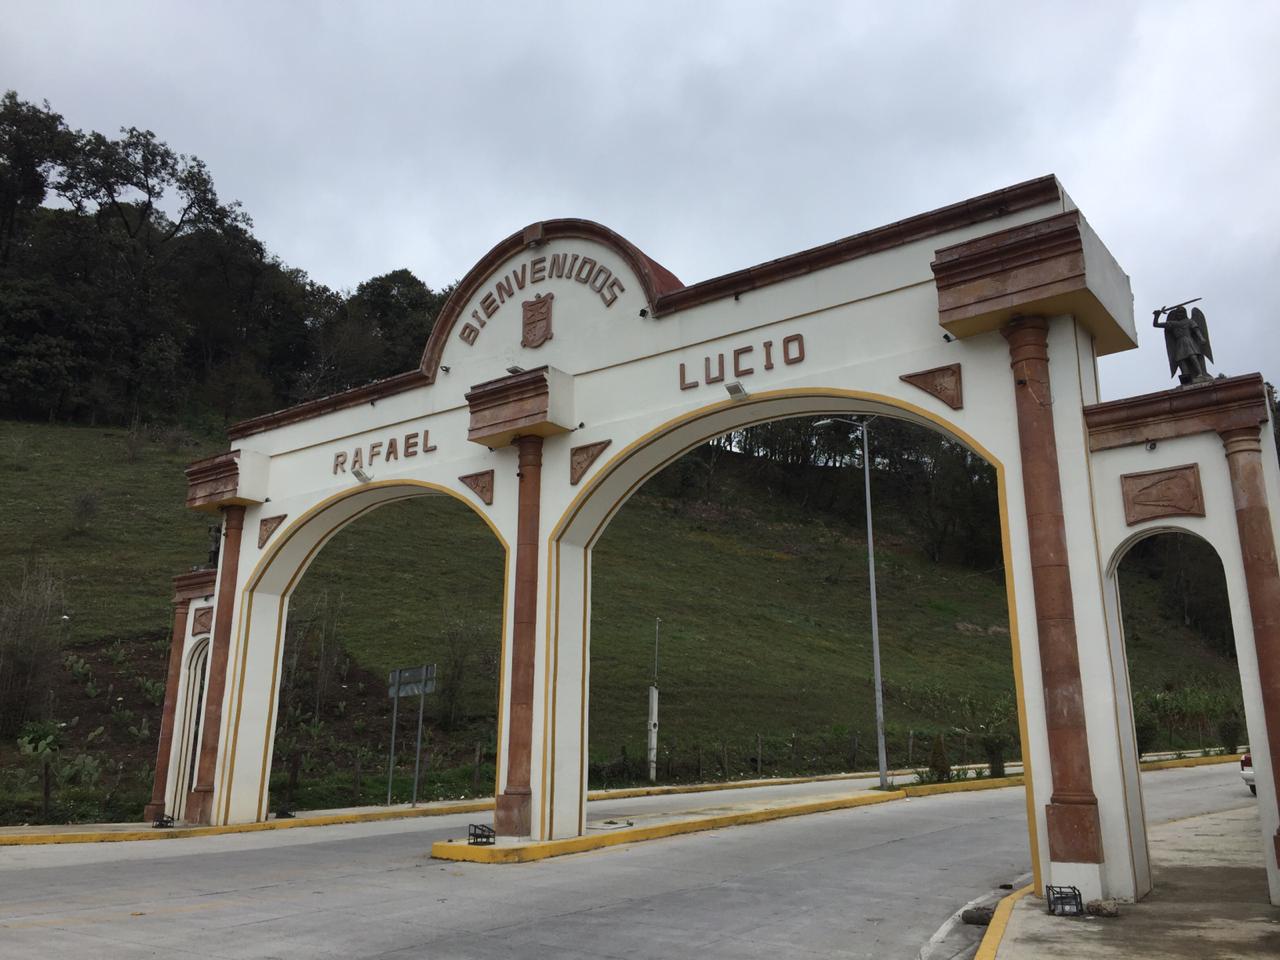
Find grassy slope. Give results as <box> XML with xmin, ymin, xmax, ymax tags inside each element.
<box><xmin>0</xmin><ymin>419</ymin><xmax>1244</xmax><ymax>774</ymax></box>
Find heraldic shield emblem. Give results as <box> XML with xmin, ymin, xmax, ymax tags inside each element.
<box><xmin>521</xmin><ymin>293</ymin><xmax>554</xmax><ymax>349</ymax></box>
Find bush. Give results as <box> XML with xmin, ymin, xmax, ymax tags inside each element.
<box><xmin>69</xmin><ymin>491</ymin><xmax>99</xmax><ymax>535</ymax></box>
<box><xmin>1218</xmin><ymin>714</ymin><xmax>1245</xmax><ymax>754</ymax></box>
<box><xmin>0</xmin><ymin>564</ymin><xmax>67</xmax><ymax>736</ymax></box>
<box><xmin>981</xmin><ymin>733</ymin><xmax>1007</xmax><ymax>778</ymax></box>
<box><xmin>928</xmin><ymin>734</ymin><xmax>951</xmax><ymax>783</ymax></box>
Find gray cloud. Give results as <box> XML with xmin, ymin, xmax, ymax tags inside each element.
<box><xmin>5</xmin><ymin>0</ymin><xmax>1277</xmax><ymax>399</ymax></box>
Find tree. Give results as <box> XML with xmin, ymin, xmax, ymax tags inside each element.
<box><xmin>0</xmin><ymin>91</ymin><xmax>76</xmax><ymax>265</ymax></box>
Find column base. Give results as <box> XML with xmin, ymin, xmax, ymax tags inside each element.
<box><xmin>1047</xmin><ymin>860</ymin><xmax>1105</xmax><ymax>903</ymax></box>
<box><xmin>1046</xmin><ymin>799</ymin><xmax>1103</xmax><ymax>863</ymax></box>
<box><xmin>494</xmin><ymin>790</ymin><xmax>531</xmax><ymax>837</ymax></box>
<box><xmin>142</xmin><ymin>802</ymin><xmax>166</xmax><ymax>822</ymax></box>
<box><xmin>185</xmin><ymin>787</ymin><xmax>214</xmax><ymax>825</ymax></box>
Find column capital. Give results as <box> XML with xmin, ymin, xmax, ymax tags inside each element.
<box><xmin>221</xmin><ymin>503</ymin><xmax>246</xmax><ymax>530</ymax></box>
<box><xmin>515</xmin><ymin>434</ymin><xmax>545</xmax><ymax>466</ymax></box>
<box><xmin>1001</xmin><ymin>316</ymin><xmax>1050</xmax><ymax>366</ymax></box>
<box><xmin>1220</xmin><ymin>424</ymin><xmax>1263</xmax><ymax>457</ymax></box>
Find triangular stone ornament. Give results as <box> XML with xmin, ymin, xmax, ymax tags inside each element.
<box><xmin>899</xmin><ymin>363</ymin><xmax>963</xmax><ymax>410</ymax></box>
<box><xmin>258</xmin><ymin>514</ymin><xmax>287</xmax><ymax>548</ymax></box>
<box><xmin>191</xmin><ymin>605</ymin><xmax>213</xmax><ymax>635</ymax></box>
<box><xmin>570</xmin><ymin>440</ymin><xmax>612</xmax><ymax>485</ymax></box>
<box><xmin>459</xmin><ymin>470</ymin><xmax>495</xmax><ymax>505</ymax></box>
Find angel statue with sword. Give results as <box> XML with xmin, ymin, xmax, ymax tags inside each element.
<box><xmin>1152</xmin><ymin>298</ymin><xmax>1214</xmax><ymax>385</ymax></box>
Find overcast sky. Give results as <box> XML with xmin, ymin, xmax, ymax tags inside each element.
<box><xmin>5</xmin><ymin>1</ymin><xmax>1277</xmax><ymax>400</ymax></box>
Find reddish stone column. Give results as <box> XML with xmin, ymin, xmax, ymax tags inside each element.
<box><xmin>1002</xmin><ymin>317</ymin><xmax>1103</xmax><ymax>864</ymax></box>
<box><xmin>185</xmin><ymin>505</ymin><xmax>245</xmax><ymax>825</ymax></box>
<box><xmin>495</xmin><ymin>435</ymin><xmax>543</xmax><ymax>836</ymax></box>
<box><xmin>142</xmin><ymin>595</ymin><xmax>192</xmax><ymax>821</ymax></box>
<box><xmin>1221</xmin><ymin>426</ymin><xmax>1280</xmax><ymax>866</ymax></box>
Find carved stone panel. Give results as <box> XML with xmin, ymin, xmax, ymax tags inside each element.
<box><xmin>1121</xmin><ymin>463</ymin><xmax>1206</xmax><ymax>526</ymax></box>
<box><xmin>191</xmin><ymin>606</ymin><xmax>213</xmax><ymax>635</ymax></box>
<box><xmin>460</xmin><ymin>470</ymin><xmax>495</xmax><ymax>505</ymax></box>
<box><xmin>258</xmin><ymin>514</ymin><xmax>287</xmax><ymax>548</ymax></box>
<box><xmin>899</xmin><ymin>363</ymin><xmax>963</xmax><ymax>410</ymax></box>
<box><xmin>570</xmin><ymin>440</ymin><xmax>612</xmax><ymax>485</ymax></box>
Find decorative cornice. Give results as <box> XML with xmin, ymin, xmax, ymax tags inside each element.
<box><xmin>465</xmin><ymin>366</ymin><xmax>573</xmax><ymax>447</ymax></box>
<box><xmin>227</xmin><ymin>370</ymin><xmax>428</xmax><ymax>440</ymax></box>
<box><xmin>227</xmin><ymin>177</ymin><xmax>1063</xmax><ymax>443</ymax></box>
<box><xmin>184</xmin><ymin>451</ymin><xmax>241</xmax><ymax>510</ymax></box>
<box><xmin>172</xmin><ymin>568</ymin><xmax>217</xmax><ymax>604</ymax></box>
<box><xmin>1083</xmin><ymin>373</ymin><xmax>1269</xmax><ymax>451</ymax></box>
<box><xmin>931</xmin><ymin>209</ymin><xmax>1133</xmax><ymax>356</ymax></box>
<box><xmin>658</xmin><ymin>175</ymin><xmax>1061</xmax><ymax>315</ymax></box>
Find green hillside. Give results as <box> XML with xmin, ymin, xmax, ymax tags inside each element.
<box><xmin>0</xmin><ymin>418</ymin><xmax>1246</xmax><ymax>820</ymax></box>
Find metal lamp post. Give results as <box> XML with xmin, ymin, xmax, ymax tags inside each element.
<box><xmin>814</xmin><ymin>416</ymin><xmax>889</xmax><ymax>790</ymax></box>
<box><xmin>648</xmin><ymin>617</ymin><xmax>661</xmax><ymax>782</ymax></box>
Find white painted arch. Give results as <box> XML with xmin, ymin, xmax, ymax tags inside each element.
<box><xmin>211</xmin><ymin>479</ymin><xmax>512</xmax><ymax>826</ymax></box>
<box><xmin>153</xmin><ymin>177</ymin><xmax>1280</xmax><ymax>905</ymax></box>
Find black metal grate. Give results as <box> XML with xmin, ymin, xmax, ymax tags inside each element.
<box><xmin>1045</xmin><ymin>884</ymin><xmax>1084</xmax><ymax>916</ymax></box>
<box><xmin>468</xmin><ymin>823</ymin><xmax>496</xmax><ymax>846</ymax></box>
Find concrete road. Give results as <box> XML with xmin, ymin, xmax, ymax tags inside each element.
<box><xmin>0</xmin><ymin>765</ymin><xmax>1253</xmax><ymax>960</ymax></box>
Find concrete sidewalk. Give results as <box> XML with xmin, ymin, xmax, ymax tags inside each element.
<box><xmin>995</xmin><ymin>805</ymin><xmax>1279</xmax><ymax>959</ymax></box>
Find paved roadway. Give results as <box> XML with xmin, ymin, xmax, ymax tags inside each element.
<box><xmin>0</xmin><ymin>765</ymin><xmax>1254</xmax><ymax>960</ymax></box>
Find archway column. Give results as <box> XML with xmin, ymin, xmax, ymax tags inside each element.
<box><xmin>1003</xmin><ymin>317</ymin><xmax>1104</xmax><ymax>879</ymax></box>
<box><xmin>1221</xmin><ymin>425</ymin><xmax>1280</xmax><ymax>866</ymax></box>
<box><xmin>143</xmin><ymin>570</ymin><xmax>216</xmax><ymax>821</ymax></box>
<box><xmin>142</xmin><ymin>596</ymin><xmax>192</xmax><ymax>822</ymax></box>
<box><xmin>495</xmin><ymin>435</ymin><xmax>543</xmax><ymax>836</ymax></box>
<box><xmin>186</xmin><ymin>504</ymin><xmax>245</xmax><ymax>824</ymax></box>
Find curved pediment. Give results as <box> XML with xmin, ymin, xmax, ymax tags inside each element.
<box><xmin>418</xmin><ymin>219</ymin><xmax>683</xmax><ymax>382</ymax></box>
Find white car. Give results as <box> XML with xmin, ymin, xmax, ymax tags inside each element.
<box><xmin>1242</xmin><ymin>753</ymin><xmax>1255</xmax><ymax>796</ymax></box>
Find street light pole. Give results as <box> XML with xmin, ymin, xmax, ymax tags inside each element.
<box><xmin>816</xmin><ymin>416</ymin><xmax>889</xmax><ymax>790</ymax></box>
<box><xmin>861</xmin><ymin>421</ymin><xmax>889</xmax><ymax>790</ymax></box>
<box><xmin>649</xmin><ymin>617</ymin><xmax>662</xmax><ymax>782</ymax></box>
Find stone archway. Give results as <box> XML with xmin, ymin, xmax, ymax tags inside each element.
<box><xmin>147</xmin><ymin>176</ymin><xmax>1280</xmax><ymax>905</ymax></box>
<box><xmin>540</xmin><ymin>388</ymin><xmax>1045</xmax><ymax>889</ymax></box>
<box><xmin>180</xmin><ymin>481</ymin><xmax>511</xmax><ymax>826</ymax></box>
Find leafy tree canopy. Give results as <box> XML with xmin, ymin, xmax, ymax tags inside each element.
<box><xmin>0</xmin><ymin>90</ymin><xmax>450</xmax><ymax>428</ymax></box>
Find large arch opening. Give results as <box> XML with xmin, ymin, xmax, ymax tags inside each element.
<box><xmin>1104</xmin><ymin>527</ymin><xmax>1253</xmax><ymax>896</ymax></box>
<box><xmin>214</xmin><ymin>481</ymin><xmax>510</xmax><ymax>824</ymax></box>
<box><xmin>270</xmin><ymin>495</ymin><xmax>506</xmax><ymax>813</ymax></box>
<box><xmin>588</xmin><ymin>415</ymin><xmax>1014</xmax><ymax>787</ymax></box>
<box><xmin>543</xmin><ymin>389</ymin><xmax>1041</xmax><ymax>889</ymax></box>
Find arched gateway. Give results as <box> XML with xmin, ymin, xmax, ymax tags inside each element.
<box><xmin>144</xmin><ymin>176</ymin><xmax>1280</xmax><ymax>905</ymax></box>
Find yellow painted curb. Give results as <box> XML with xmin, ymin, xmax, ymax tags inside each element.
<box><xmin>0</xmin><ymin>799</ymin><xmax>494</xmax><ymax>846</ymax></box>
<box><xmin>432</xmin><ymin>790</ymin><xmax>908</xmax><ymax>863</ymax></box>
<box><xmin>974</xmin><ymin>882</ymin><xmax>1035</xmax><ymax>960</ymax></box>
<box><xmin>0</xmin><ymin>753</ymin><xmax>1237</xmax><ymax>847</ymax></box>
<box><xmin>902</xmin><ymin>775</ymin><xmax>1024</xmax><ymax>797</ymax></box>
<box><xmin>1140</xmin><ymin>753</ymin><xmax>1242</xmax><ymax>771</ymax></box>
<box><xmin>584</xmin><ymin>769</ymin><xmax>909</xmax><ymax>801</ymax></box>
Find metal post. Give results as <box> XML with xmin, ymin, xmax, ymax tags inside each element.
<box><xmin>647</xmin><ymin>683</ymin><xmax>659</xmax><ymax>782</ymax></box>
<box><xmin>653</xmin><ymin>617</ymin><xmax>661</xmax><ymax>683</ymax></box>
<box><xmin>649</xmin><ymin>616</ymin><xmax>662</xmax><ymax>783</ymax></box>
<box><xmin>386</xmin><ymin>667</ymin><xmax>400</xmax><ymax>806</ymax></box>
<box><xmin>411</xmin><ymin>664</ymin><xmax>426</xmax><ymax>806</ymax></box>
<box><xmin>863</xmin><ymin>421</ymin><xmax>889</xmax><ymax>790</ymax></box>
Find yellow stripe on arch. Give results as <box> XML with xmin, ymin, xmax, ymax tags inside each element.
<box><xmin>216</xmin><ymin>478</ymin><xmax>511</xmax><ymax>826</ymax></box>
<box><xmin>539</xmin><ymin>386</ymin><xmax>1040</xmax><ymax>892</ymax></box>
